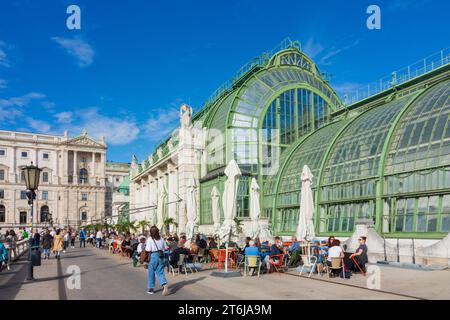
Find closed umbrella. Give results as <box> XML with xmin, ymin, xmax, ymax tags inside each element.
<box><xmin>219</xmin><ymin>159</ymin><xmax>241</xmax><ymax>243</ymax></box>
<box><xmin>249</xmin><ymin>178</ymin><xmax>261</xmax><ymax>239</ymax></box>
<box><xmin>157</xmin><ymin>183</ymin><xmax>167</xmax><ymax>230</ymax></box>
<box><xmin>186</xmin><ymin>176</ymin><xmax>198</xmax><ymax>240</ymax></box>
<box><xmin>211</xmin><ymin>186</ymin><xmax>221</xmax><ymax>235</ymax></box>
<box><xmin>296</xmin><ymin>165</ymin><xmax>316</xmax><ymax>241</ymax></box>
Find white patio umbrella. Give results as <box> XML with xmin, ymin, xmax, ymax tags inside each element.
<box><xmin>296</xmin><ymin>165</ymin><xmax>316</xmax><ymax>241</ymax></box>
<box><xmin>157</xmin><ymin>183</ymin><xmax>167</xmax><ymax>230</ymax></box>
<box><xmin>211</xmin><ymin>186</ymin><xmax>221</xmax><ymax>235</ymax></box>
<box><xmin>185</xmin><ymin>176</ymin><xmax>198</xmax><ymax>240</ymax></box>
<box><xmin>249</xmin><ymin>178</ymin><xmax>261</xmax><ymax>239</ymax></box>
<box><xmin>219</xmin><ymin>159</ymin><xmax>241</xmax><ymax>243</ymax></box>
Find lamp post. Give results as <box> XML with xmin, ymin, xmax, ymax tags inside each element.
<box><xmin>22</xmin><ymin>162</ymin><xmax>42</xmax><ymax>281</ymax></box>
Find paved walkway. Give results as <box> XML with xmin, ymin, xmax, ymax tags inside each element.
<box><xmin>1</xmin><ymin>244</ymin><xmax>449</xmax><ymax>300</ymax></box>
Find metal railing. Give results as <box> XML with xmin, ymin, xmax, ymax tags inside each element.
<box><xmin>341</xmin><ymin>47</ymin><xmax>450</xmax><ymax>106</ymax></box>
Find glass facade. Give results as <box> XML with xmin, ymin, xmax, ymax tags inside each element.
<box><xmin>195</xmin><ymin>44</ymin><xmax>449</xmax><ymax>240</ymax></box>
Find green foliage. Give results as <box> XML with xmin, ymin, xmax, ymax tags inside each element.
<box><xmin>137</xmin><ymin>220</ymin><xmax>150</xmax><ymax>234</ymax></box>
<box><xmin>114</xmin><ymin>220</ymin><xmax>138</xmax><ymax>234</ymax></box>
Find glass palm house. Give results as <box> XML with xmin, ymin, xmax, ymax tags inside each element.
<box><xmin>136</xmin><ymin>39</ymin><xmax>450</xmax><ymax>241</ymax></box>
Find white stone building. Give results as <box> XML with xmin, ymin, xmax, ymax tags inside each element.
<box><xmin>0</xmin><ymin>129</ymin><xmax>107</xmax><ymax>231</ymax></box>
<box><xmin>105</xmin><ymin>161</ymin><xmax>130</xmax><ymax>224</ymax></box>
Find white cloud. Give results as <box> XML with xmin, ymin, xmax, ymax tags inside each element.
<box><xmin>54</xmin><ymin>111</ymin><xmax>73</xmax><ymax>124</ymax></box>
<box><xmin>0</xmin><ymin>92</ymin><xmax>45</xmax><ymax>108</ymax></box>
<box><xmin>0</xmin><ymin>92</ymin><xmax>46</xmax><ymax>122</ymax></box>
<box><xmin>26</xmin><ymin>117</ymin><xmax>52</xmax><ymax>133</ymax></box>
<box><xmin>0</xmin><ymin>78</ymin><xmax>7</xmax><ymax>89</ymax></box>
<box><xmin>302</xmin><ymin>38</ymin><xmax>324</xmax><ymax>59</ymax></box>
<box><xmin>52</xmin><ymin>37</ymin><xmax>94</xmax><ymax>67</ymax></box>
<box><xmin>319</xmin><ymin>40</ymin><xmax>360</xmax><ymax>66</ymax></box>
<box><xmin>64</xmin><ymin>108</ymin><xmax>140</xmax><ymax>145</ymax></box>
<box><xmin>143</xmin><ymin>100</ymin><xmax>183</xmax><ymax>142</ymax></box>
<box><xmin>0</xmin><ymin>41</ymin><xmax>10</xmax><ymax>67</ymax></box>
<box><xmin>0</xmin><ymin>107</ymin><xmax>22</xmax><ymax>122</ymax></box>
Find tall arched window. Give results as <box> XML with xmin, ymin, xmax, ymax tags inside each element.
<box><xmin>79</xmin><ymin>168</ymin><xmax>88</xmax><ymax>184</ymax></box>
<box><xmin>0</xmin><ymin>205</ymin><xmax>5</xmax><ymax>222</ymax></box>
<box><xmin>40</xmin><ymin>205</ymin><xmax>49</xmax><ymax>222</ymax></box>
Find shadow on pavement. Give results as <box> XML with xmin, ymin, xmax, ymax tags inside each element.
<box><xmin>166</xmin><ymin>276</ymin><xmax>207</xmax><ymax>294</ymax></box>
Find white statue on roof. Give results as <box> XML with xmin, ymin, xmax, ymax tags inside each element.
<box><xmin>180</xmin><ymin>104</ymin><xmax>192</xmax><ymax>128</ymax></box>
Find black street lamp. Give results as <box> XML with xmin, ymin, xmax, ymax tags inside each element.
<box><xmin>22</xmin><ymin>162</ymin><xmax>42</xmax><ymax>281</ymax></box>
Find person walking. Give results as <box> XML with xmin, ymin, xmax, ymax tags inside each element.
<box><xmin>79</xmin><ymin>229</ymin><xmax>86</xmax><ymax>248</ymax></box>
<box><xmin>63</xmin><ymin>230</ymin><xmax>69</xmax><ymax>253</ymax></box>
<box><xmin>52</xmin><ymin>229</ymin><xmax>63</xmax><ymax>260</ymax></box>
<box><xmin>6</xmin><ymin>230</ymin><xmax>18</xmax><ymax>263</ymax></box>
<box><xmin>0</xmin><ymin>240</ymin><xmax>8</xmax><ymax>272</ymax></box>
<box><xmin>41</xmin><ymin>229</ymin><xmax>52</xmax><ymax>259</ymax></box>
<box><xmin>96</xmin><ymin>229</ymin><xmax>103</xmax><ymax>249</ymax></box>
<box><xmin>71</xmin><ymin>230</ymin><xmax>76</xmax><ymax>248</ymax></box>
<box><xmin>145</xmin><ymin>226</ymin><xmax>169</xmax><ymax>296</ymax></box>
<box><xmin>2</xmin><ymin>231</ymin><xmax>10</xmax><ymax>270</ymax></box>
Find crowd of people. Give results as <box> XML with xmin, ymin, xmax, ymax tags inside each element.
<box><xmin>1</xmin><ymin>224</ymin><xmax>369</xmax><ymax>295</ymax></box>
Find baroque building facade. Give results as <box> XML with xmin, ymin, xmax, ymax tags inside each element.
<box><xmin>0</xmin><ymin>129</ymin><xmax>107</xmax><ymax>231</ymax></box>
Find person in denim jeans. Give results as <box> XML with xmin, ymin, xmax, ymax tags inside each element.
<box><xmin>41</xmin><ymin>230</ymin><xmax>52</xmax><ymax>259</ymax></box>
<box><xmin>145</xmin><ymin>226</ymin><xmax>169</xmax><ymax>296</ymax></box>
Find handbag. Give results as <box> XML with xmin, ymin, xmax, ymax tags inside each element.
<box><xmin>152</xmin><ymin>239</ymin><xmax>165</xmax><ymax>259</ymax></box>
<box><xmin>139</xmin><ymin>247</ymin><xmax>149</xmax><ymax>264</ymax></box>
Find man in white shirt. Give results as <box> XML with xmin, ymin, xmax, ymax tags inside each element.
<box><xmin>96</xmin><ymin>230</ymin><xmax>103</xmax><ymax>248</ymax></box>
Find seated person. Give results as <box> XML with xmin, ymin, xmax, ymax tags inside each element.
<box><xmin>264</xmin><ymin>237</ymin><xmax>283</xmax><ymax>272</ymax></box>
<box><xmin>286</xmin><ymin>236</ymin><xmax>300</xmax><ymax>254</ymax></box>
<box><xmin>207</xmin><ymin>237</ymin><xmax>217</xmax><ymax>249</ymax></box>
<box><xmin>195</xmin><ymin>234</ymin><xmax>207</xmax><ymax>249</ymax></box>
<box><xmin>121</xmin><ymin>236</ymin><xmax>133</xmax><ymax>258</ymax></box>
<box><xmin>244</xmin><ymin>240</ymin><xmax>260</xmax><ymax>276</ymax></box>
<box><xmin>349</xmin><ymin>236</ymin><xmax>368</xmax><ymax>273</ymax></box>
<box><xmin>244</xmin><ymin>237</ymin><xmax>252</xmax><ymax>250</ymax></box>
<box><xmin>132</xmin><ymin>236</ymin><xmax>147</xmax><ymax>267</ymax></box>
<box><xmin>169</xmin><ymin>237</ymin><xmax>191</xmax><ymax>270</ymax></box>
<box><xmin>326</xmin><ymin>239</ymin><xmax>344</xmax><ymax>276</ymax></box>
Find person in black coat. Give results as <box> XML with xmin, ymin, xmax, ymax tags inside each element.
<box><xmin>41</xmin><ymin>230</ymin><xmax>53</xmax><ymax>259</ymax></box>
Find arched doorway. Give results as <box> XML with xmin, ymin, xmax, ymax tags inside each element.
<box><xmin>40</xmin><ymin>205</ymin><xmax>49</xmax><ymax>222</ymax></box>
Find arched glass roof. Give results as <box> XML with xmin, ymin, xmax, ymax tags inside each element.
<box><xmin>322</xmin><ymin>94</ymin><xmax>416</xmax><ymax>185</ymax></box>
<box><xmin>275</xmin><ymin>120</ymin><xmax>349</xmax><ymax>208</ymax></box>
<box><xmin>385</xmin><ymin>80</ymin><xmax>450</xmax><ymax>174</ymax></box>
<box><xmin>204</xmin><ymin>47</ymin><xmax>342</xmax><ymax>173</ymax></box>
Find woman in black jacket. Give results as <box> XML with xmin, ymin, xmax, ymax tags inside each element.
<box><xmin>41</xmin><ymin>230</ymin><xmax>53</xmax><ymax>259</ymax></box>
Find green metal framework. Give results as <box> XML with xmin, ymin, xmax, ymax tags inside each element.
<box><xmin>270</xmin><ymin>75</ymin><xmax>450</xmax><ymax>238</ymax></box>
<box><xmin>199</xmin><ymin>44</ymin><xmax>341</xmax><ymax>222</ymax></box>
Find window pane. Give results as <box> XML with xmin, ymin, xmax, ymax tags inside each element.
<box><xmin>395</xmin><ymin>199</ymin><xmax>405</xmax><ymax>232</ymax></box>
<box><xmin>416</xmin><ymin>197</ymin><xmax>427</xmax><ymax>232</ymax></box>
<box><xmin>427</xmin><ymin>196</ymin><xmax>439</xmax><ymax>232</ymax></box>
<box><xmin>441</xmin><ymin>195</ymin><xmax>450</xmax><ymax>232</ymax></box>
<box><xmin>405</xmin><ymin>198</ymin><xmax>415</xmax><ymax>232</ymax></box>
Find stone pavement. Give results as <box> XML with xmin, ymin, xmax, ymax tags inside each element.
<box><xmin>1</xmin><ymin>244</ymin><xmax>449</xmax><ymax>300</ymax></box>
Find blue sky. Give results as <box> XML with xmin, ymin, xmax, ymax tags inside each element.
<box><xmin>0</xmin><ymin>0</ymin><xmax>448</xmax><ymax>163</ymax></box>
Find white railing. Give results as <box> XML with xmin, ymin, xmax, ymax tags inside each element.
<box><xmin>341</xmin><ymin>47</ymin><xmax>450</xmax><ymax>105</ymax></box>
<box><xmin>12</xmin><ymin>239</ymin><xmax>30</xmax><ymax>261</ymax></box>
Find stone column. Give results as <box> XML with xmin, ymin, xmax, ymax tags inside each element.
<box><xmin>10</xmin><ymin>146</ymin><xmax>16</xmax><ymax>182</ymax></box>
<box><xmin>73</xmin><ymin>151</ymin><xmax>78</xmax><ymax>184</ymax></box>
<box><xmin>91</xmin><ymin>152</ymin><xmax>96</xmax><ymax>180</ymax></box>
<box><xmin>100</xmin><ymin>153</ymin><xmax>106</xmax><ymax>186</ymax></box>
